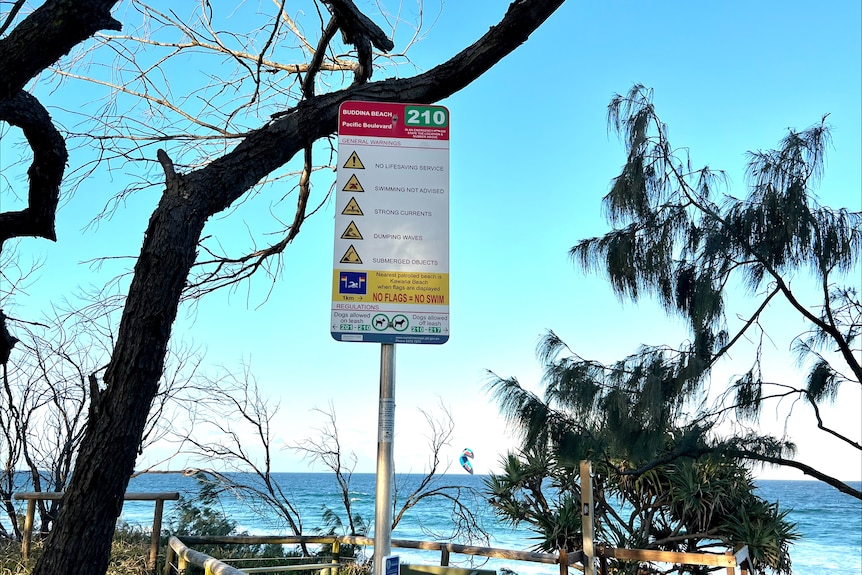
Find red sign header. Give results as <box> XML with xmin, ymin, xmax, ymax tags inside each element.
<box><xmin>338</xmin><ymin>101</ymin><xmax>449</xmax><ymax>140</ymax></box>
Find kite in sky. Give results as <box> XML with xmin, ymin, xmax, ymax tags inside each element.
<box><xmin>459</xmin><ymin>448</ymin><xmax>474</xmax><ymax>474</ymax></box>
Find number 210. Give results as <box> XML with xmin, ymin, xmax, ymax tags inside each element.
<box><xmin>405</xmin><ymin>107</ymin><xmax>447</xmax><ymax>127</ymax></box>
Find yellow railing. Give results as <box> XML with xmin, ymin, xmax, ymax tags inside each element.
<box><xmin>600</xmin><ymin>544</ymin><xmax>751</xmax><ymax>575</ymax></box>
<box><xmin>164</xmin><ymin>535</ymin><xmax>751</xmax><ymax>575</ymax></box>
<box><xmin>165</xmin><ymin>535</ymin><xmax>562</xmax><ymax>575</ymax></box>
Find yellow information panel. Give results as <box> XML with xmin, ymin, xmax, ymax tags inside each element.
<box><xmin>332</xmin><ymin>271</ymin><xmax>448</xmax><ymax>305</ymax></box>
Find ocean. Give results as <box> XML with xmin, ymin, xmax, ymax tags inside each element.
<box><xmin>111</xmin><ymin>473</ymin><xmax>862</xmax><ymax>575</ymax></box>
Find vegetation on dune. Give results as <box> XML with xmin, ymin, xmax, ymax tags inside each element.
<box><xmin>487</xmin><ymin>84</ymin><xmax>858</xmax><ymax>574</ymax></box>
<box><xmin>1</xmin><ymin>524</ymin><xmax>154</xmax><ymax>575</ymax></box>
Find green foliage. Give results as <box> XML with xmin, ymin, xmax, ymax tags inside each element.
<box><xmin>489</xmin><ymin>84</ymin><xmax>861</xmax><ymax>503</ymax></box>
<box><xmin>486</xmin><ymin>450</ymin><xmax>798</xmax><ymax>575</ymax></box>
<box><xmin>313</xmin><ymin>505</ymin><xmax>369</xmax><ymax>559</ymax></box>
<box><xmin>105</xmin><ymin>524</ymin><xmax>152</xmax><ymax>575</ymax></box>
<box><xmin>485</xmin><ymin>451</ymin><xmax>584</xmax><ymax>553</ymax></box>
<box><xmin>0</xmin><ymin>538</ymin><xmax>29</xmax><ymax>575</ymax></box>
<box><xmin>165</xmin><ymin>476</ymin><xmax>238</xmax><ymax>538</ymax></box>
<box><xmin>0</xmin><ymin>524</ymin><xmax>159</xmax><ymax>575</ymax></box>
<box><xmin>164</xmin><ymin>472</ymin><xmax>292</xmax><ymax>563</ymax></box>
<box><xmin>485</xmin><ymin>84</ymin><xmax>857</xmax><ymax>574</ymax></box>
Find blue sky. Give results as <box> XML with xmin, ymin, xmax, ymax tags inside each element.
<box><xmin>2</xmin><ymin>1</ymin><xmax>860</xmax><ymax>481</ymax></box>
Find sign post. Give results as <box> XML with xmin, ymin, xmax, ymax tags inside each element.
<box><xmin>374</xmin><ymin>342</ymin><xmax>395</xmax><ymax>575</ymax></box>
<box><xmin>332</xmin><ymin>100</ymin><xmax>450</xmax><ymax>575</ymax></box>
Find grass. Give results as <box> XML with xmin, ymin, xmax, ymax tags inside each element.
<box><xmin>0</xmin><ymin>523</ymin><xmax>156</xmax><ymax>575</ymax></box>
<box><xmin>0</xmin><ymin>527</ymin><xmax>373</xmax><ymax>575</ymax></box>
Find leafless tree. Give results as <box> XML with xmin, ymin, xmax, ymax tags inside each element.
<box><xmin>0</xmin><ymin>1</ymin><xmax>566</xmax><ymax>573</ymax></box>
<box><xmin>0</xmin><ymin>294</ymin><xmax>201</xmax><ymax>540</ymax></box>
<box><xmin>293</xmin><ymin>403</ymin><xmax>363</xmax><ymax>537</ymax></box>
<box><xmin>182</xmin><ymin>388</ymin><xmax>490</xmax><ymax>550</ymax></box>
<box><xmin>295</xmin><ymin>401</ymin><xmax>490</xmax><ymax>545</ymax></box>
<box><xmin>390</xmin><ymin>404</ymin><xmax>490</xmax><ymax>546</ymax></box>
<box><xmin>173</xmin><ymin>363</ymin><xmax>307</xmax><ymax>545</ymax></box>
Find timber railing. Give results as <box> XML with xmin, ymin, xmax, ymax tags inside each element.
<box><xmin>164</xmin><ymin>534</ymin><xmax>751</xmax><ymax>575</ymax></box>
<box><xmin>598</xmin><ymin>544</ymin><xmax>751</xmax><ymax>575</ymax></box>
<box><xmin>13</xmin><ymin>491</ymin><xmax>179</xmax><ymax>573</ymax></box>
<box><xmin>165</xmin><ymin>535</ymin><xmax>562</xmax><ymax>575</ymax></box>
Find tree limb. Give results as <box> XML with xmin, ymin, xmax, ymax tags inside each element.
<box><xmin>0</xmin><ymin>0</ymin><xmax>121</xmax><ymax>101</ymax></box>
<box><xmin>0</xmin><ymin>90</ymin><xmax>67</xmax><ymax>250</ymax></box>
<box><xmin>723</xmin><ymin>448</ymin><xmax>862</xmax><ymax>499</ymax></box>
<box><xmin>323</xmin><ymin>0</ymin><xmax>395</xmax><ymax>52</ymax></box>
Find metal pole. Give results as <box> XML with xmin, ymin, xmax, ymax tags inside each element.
<box><xmin>373</xmin><ymin>343</ymin><xmax>396</xmax><ymax>575</ymax></box>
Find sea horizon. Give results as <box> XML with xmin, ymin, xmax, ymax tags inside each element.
<box><xmin>120</xmin><ymin>472</ymin><xmax>861</xmax><ymax>575</ymax></box>
<box><xmin>4</xmin><ymin>472</ymin><xmax>860</xmax><ymax>574</ymax></box>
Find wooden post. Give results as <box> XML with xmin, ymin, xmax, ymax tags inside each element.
<box><xmin>440</xmin><ymin>546</ymin><xmax>450</xmax><ymax>566</ymax></box>
<box><xmin>558</xmin><ymin>547</ymin><xmax>568</xmax><ymax>575</ymax></box>
<box><xmin>150</xmin><ymin>498</ymin><xmax>166</xmax><ymax>574</ymax></box>
<box><xmin>580</xmin><ymin>461</ymin><xmax>595</xmax><ymax>575</ymax></box>
<box><xmin>22</xmin><ymin>498</ymin><xmax>35</xmax><ymax>560</ymax></box>
<box><xmin>725</xmin><ymin>550</ymin><xmax>734</xmax><ymax>575</ymax></box>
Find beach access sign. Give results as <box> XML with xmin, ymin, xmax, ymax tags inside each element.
<box><xmin>331</xmin><ymin>101</ymin><xmax>450</xmax><ymax>344</ymax></box>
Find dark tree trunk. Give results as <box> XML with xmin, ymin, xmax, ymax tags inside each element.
<box><xmin>32</xmin><ymin>190</ymin><xmax>206</xmax><ymax>572</ymax></box>
<box><xmin>25</xmin><ymin>1</ymin><xmax>565</xmax><ymax>573</ymax></box>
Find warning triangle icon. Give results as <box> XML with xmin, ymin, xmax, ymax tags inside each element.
<box><xmin>341</xmin><ymin>221</ymin><xmax>363</xmax><ymax>240</ymax></box>
<box><xmin>343</xmin><ymin>151</ymin><xmax>365</xmax><ymax>169</ymax></box>
<box><xmin>339</xmin><ymin>245</ymin><xmax>363</xmax><ymax>264</ymax></box>
<box><xmin>343</xmin><ymin>174</ymin><xmax>364</xmax><ymax>192</ymax></box>
<box><xmin>341</xmin><ymin>197</ymin><xmax>363</xmax><ymax>216</ymax></box>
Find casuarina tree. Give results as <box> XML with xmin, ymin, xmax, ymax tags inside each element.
<box><xmin>488</xmin><ymin>84</ymin><xmax>860</xmax><ymax>502</ymax></box>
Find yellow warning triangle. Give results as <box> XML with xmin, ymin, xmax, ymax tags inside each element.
<box><xmin>343</xmin><ymin>151</ymin><xmax>365</xmax><ymax>169</ymax></box>
<box><xmin>343</xmin><ymin>174</ymin><xmax>364</xmax><ymax>192</ymax></box>
<box><xmin>342</xmin><ymin>197</ymin><xmax>363</xmax><ymax>216</ymax></box>
<box><xmin>339</xmin><ymin>245</ymin><xmax>363</xmax><ymax>264</ymax></box>
<box><xmin>341</xmin><ymin>220</ymin><xmax>363</xmax><ymax>240</ymax></box>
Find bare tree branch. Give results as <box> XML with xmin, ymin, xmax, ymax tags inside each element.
<box><xmin>0</xmin><ymin>0</ymin><xmax>121</xmax><ymax>101</ymax></box>
<box><xmin>0</xmin><ymin>90</ymin><xmax>67</xmax><ymax>249</ymax></box>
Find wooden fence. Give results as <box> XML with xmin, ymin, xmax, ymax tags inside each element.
<box><xmin>8</xmin><ymin>494</ymin><xmax>751</xmax><ymax>575</ymax></box>
<box><xmin>599</xmin><ymin>544</ymin><xmax>750</xmax><ymax>575</ymax></box>
<box><xmin>14</xmin><ymin>462</ymin><xmax>751</xmax><ymax>575</ymax></box>
<box><xmin>164</xmin><ymin>534</ymin><xmax>751</xmax><ymax>575</ymax></box>
<box><xmin>13</xmin><ymin>491</ymin><xmax>179</xmax><ymax>573</ymax></box>
<box><xmin>164</xmin><ymin>535</ymin><xmax>566</xmax><ymax>575</ymax></box>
